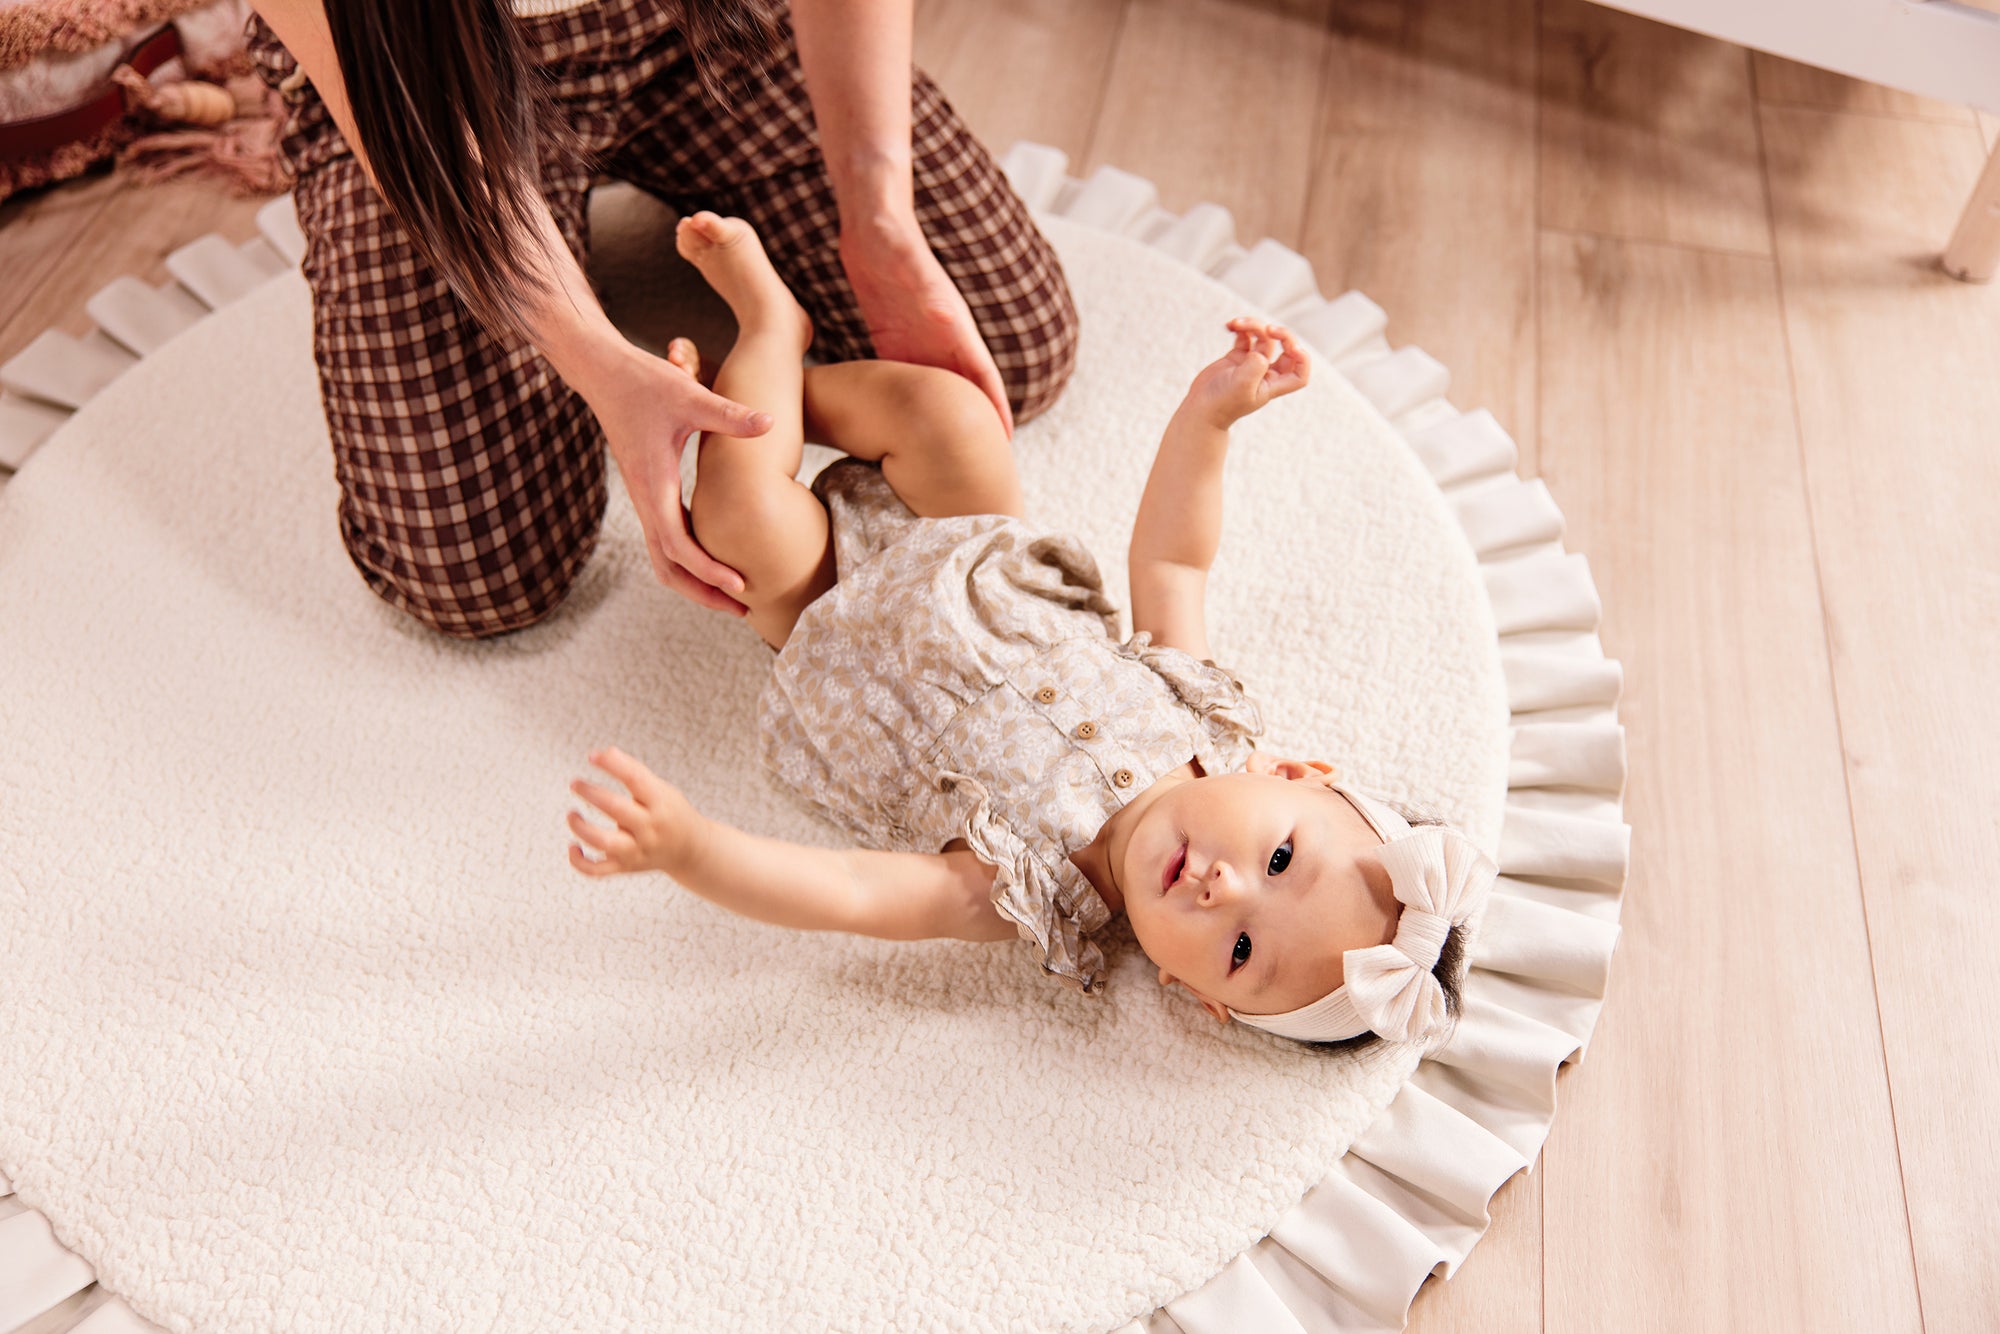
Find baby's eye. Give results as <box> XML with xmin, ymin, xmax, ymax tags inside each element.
<box><xmin>1232</xmin><ymin>932</ymin><xmax>1253</xmax><ymax>970</ymax></box>
<box><xmin>1268</xmin><ymin>838</ymin><xmax>1293</xmax><ymax>875</ymax></box>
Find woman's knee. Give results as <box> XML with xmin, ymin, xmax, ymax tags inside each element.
<box><xmin>337</xmin><ymin>469</ymin><xmax>605</xmax><ymax>640</ymax></box>
<box><xmin>995</xmin><ymin>289</ymin><xmax>1078</xmax><ymax>425</ymax></box>
<box><xmin>904</xmin><ymin>76</ymin><xmax>1080</xmax><ymax>425</ymax></box>
<box><xmin>324</xmin><ymin>428</ymin><xmax>607</xmax><ymax>636</ymax></box>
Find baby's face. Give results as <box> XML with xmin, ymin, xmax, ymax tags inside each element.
<box><xmin>1119</xmin><ymin>768</ymin><xmax>1398</xmax><ymax>1022</ymax></box>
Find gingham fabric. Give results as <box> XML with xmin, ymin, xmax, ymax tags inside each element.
<box><xmin>247</xmin><ymin>0</ymin><xmax>1077</xmax><ymax>639</ymax></box>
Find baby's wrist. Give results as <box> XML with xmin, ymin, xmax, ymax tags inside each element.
<box><xmin>656</xmin><ymin>808</ymin><xmax>716</xmax><ymax>881</ymax></box>
<box><xmin>1173</xmin><ymin>398</ymin><xmax>1241</xmax><ymax>436</ymax></box>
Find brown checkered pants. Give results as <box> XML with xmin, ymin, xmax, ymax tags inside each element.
<box><xmin>248</xmin><ymin>1</ymin><xmax>1077</xmax><ymax>639</ymax></box>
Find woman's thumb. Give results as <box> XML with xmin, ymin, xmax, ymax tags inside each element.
<box><xmin>695</xmin><ymin>389</ymin><xmax>772</xmax><ymax>439</ymax></box>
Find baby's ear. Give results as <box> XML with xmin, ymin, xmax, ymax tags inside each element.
<box><xmin>1159</xmin><ymin>968</ymin><xmax>1233</xmax><ymax>1025</ymax></box>
<box><xmin>1244</xmin><ymin>753</ymin><xmax>1340</xmax><ymax>783</ymax></box>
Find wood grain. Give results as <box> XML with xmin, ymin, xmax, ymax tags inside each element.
<box><xmin>0</xmin><ymin>169</ymin><xmax>127</xmax><ymax>344</ymax></box>
<box><xmin>1750</xmin><ymin>51</ymin><xmax>1977</xmax><ymax>125</ymax></box>
<box><xmin>1406</xmin><ymin>1168</ymin><xmax>1540</xmax><ymax>1334</ymax></box>
<box><xmin>1535</xmin><ymin>231</ymin><xmax>1923</xmax><ymax>1333</ymax></box>
<box><xmin>1299</xmin><ymin>0</ymin><xmax>1539</xmax><ymax>472</ymax></box>
<box><xmin>1539</xmin><ymin>0</ymin><xmax>1769</xmax><ymax>256</ymax></box>
<box><xmin>912</xmin><ymin>0</ymin><xmax>1130</xmax><ymax>164</ymax></box>
<box><xmin>1761</xmin><ymin>102</ymin><xmax>2000</xmax><ymax>1334</ymax></box>
<box><xmin>0</xmin><ymin>177</ymin><xmax>266</xmax><ymax>367</ymax></box>
<box><xmin>12</xmin><ymin>1283</ymin><xmax>115</xmax><ymax>1334</ymax></box>
<box><xmin>1087</xmin><ymin>0</ymin><xmax>1333</xmax><ymax>247</ymax></box>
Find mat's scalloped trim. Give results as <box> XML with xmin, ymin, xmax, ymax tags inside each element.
<box><xmin>1002</xmin><ymin>145</ymin><xmax>1629</xmax><ymax>1334</ymax></box>
<box><xmin>0</xmin><ymin>155</ymin><xmax>1627</xmax><ymax>1334</ymax></box>
<box><xmin>0</xmin><ymin>198</ymin><xmax>300</xmax><ymax>475</ymax></box>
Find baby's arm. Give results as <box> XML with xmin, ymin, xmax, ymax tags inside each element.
<box><xmin>568</xmin><ymin>749</ymin><xmax>1016</xmax><ymax>944</ymax></box>
<box><xmin>1128</xmin><ymin>318</ymin><xmax>1310</xmax><ymax>659</ymax></box>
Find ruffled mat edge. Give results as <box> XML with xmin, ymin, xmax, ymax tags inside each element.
<box><xmin>991</xmin><ymin>147</ymin><xmax>1630</xmax><ymax>1334</ymax></box>
<box><xmin>0</xmin><ymin>157</ymin><xmax>1627</xmax><ymax>1334</ymax></box>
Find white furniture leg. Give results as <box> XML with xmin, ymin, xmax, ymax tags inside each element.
<box><xmin>1943</xmin><ymin>135</ymin><xmax>2000</xmax><ymax>282</ymax></box>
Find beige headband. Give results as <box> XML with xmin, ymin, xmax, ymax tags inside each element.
<box><xmin>1228</xmin><ymin>792</ymin><xmax>1493</xmax><ymax>1046</ymax></box>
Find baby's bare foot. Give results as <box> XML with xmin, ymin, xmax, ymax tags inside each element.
<box><xmin>675</xmin><ymin>212</ymin><xmax>813</xmax><ymax>352</ymax></box>
<box><xmin>664</xmin><ymin>336</ymin><xmax>703</xmax><ymax>383</ymax></box>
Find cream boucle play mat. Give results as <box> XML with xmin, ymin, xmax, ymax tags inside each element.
<box><xmin>0</xmin><ymin>160</ymin><xmax>1628</xmax><ymax>1334</ymax></box>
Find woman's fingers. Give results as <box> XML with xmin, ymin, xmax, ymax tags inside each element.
<box><xmin>648</xmin><ymin>492</ymin><xmax>748</xmax><ymax>606</ymax></box>
<box><xmin>657</xmin><ymin>550</ymin><xmax>750</xmax><ymax>616</ymax></box>
<box><xmin>963</xmin><ymin>347</ymin><xmax>1015</xmax><ymax>439</ymax></box>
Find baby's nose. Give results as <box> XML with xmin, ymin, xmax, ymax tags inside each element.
<box><xmin>1197</xmin><ymin>860</ymin><xmax>1244</xmax><ymax>904</ymax></box>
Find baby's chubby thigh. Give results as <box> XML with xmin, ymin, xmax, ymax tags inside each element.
<box><xmin>803</xmin><ymin>361</ymin><xmax>1023</xmax><ymax>520</ymax></box>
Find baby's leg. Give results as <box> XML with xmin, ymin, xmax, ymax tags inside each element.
<box><xmin>803</xmin><ymin>361</ymin><xmax>1023</xmax><ymax>519</ymax></box>
<box><xmin>678</xmin><ymin>212</ymin><xmax>832</xmax><ymax>650</ymax></box>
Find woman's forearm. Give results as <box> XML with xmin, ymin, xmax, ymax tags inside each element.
<box><xmin>511</xmin><ymin>203</ymin><xmax>639</xmax><ymax>404</ymax></box>
<box><xmin>790</xmin><ymin>0</ymin><xmax>918</xmax><ymax>230</ymax></box>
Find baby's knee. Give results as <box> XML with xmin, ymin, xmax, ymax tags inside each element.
<box><xmin>898</xmin><ymin>365</ymin><xmax>1009</xmax><ymax>459</ymax></box>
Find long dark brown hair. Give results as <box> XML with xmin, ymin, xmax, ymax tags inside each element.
<box><xmin>323</xmin><ymin>0</ymin><xmax>782</xmax><ymax>337</ymax></box>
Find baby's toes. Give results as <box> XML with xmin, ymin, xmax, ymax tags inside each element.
<box><xmin>675</xmin><ymin>211</ymin><xmax>734</xmax><ymax>258</ymax></box>
<box><xmin>665</xmin><ymin>337</ymin><xmax>702</xmax><ymax>380</ymax></box>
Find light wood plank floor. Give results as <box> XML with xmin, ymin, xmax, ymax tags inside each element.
<box><xmin>3</xmin><ymin>2</ymin><xmax>1996</xmax><ymax>1330</ymax></box>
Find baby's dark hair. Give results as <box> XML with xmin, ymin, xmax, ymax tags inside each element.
<box><xmin>1296</xmin><ymin>926</ymin><xmax>1466</xmax><ymax>1054</ymax></box>
<box><xmin>1298</xmin><ymin>806</ymin><xmax>1469</xmax><ymax>1055</ymax></box>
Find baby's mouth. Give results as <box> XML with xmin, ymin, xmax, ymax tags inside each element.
<box><xmin>1162</xmin><ymin>842</ymin><xmax>1186</xmax><ymax>895</ymax></box>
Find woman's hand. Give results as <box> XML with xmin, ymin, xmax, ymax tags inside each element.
<box><xmin>568</xmin><ymin>747</ymin><xmax>707</xmax><ymax>877</ymax></box>
<box><xmin>581</xmin><ymin>342</ymin><xmax>774</xmax><ymax>615</ymax></box>
<box><xmin>1184</xmin><ymin>317</ymin><xmax>1311</xmax><ymax>430</ymax></box>
<box><xmin>840</xmin><ymin>214</ymin><xmax>1014</xmax><ymax>437</ymax></box>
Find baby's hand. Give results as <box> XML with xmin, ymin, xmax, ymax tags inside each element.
<box><xmin>1184</xmin><ymin>317</ymin><xmax>1311</xmax><ymax>428</ymax></box>
<box><xmin>567</xmin><ymin>747</ymin><xmax>706</xmax><ymax>878</ymax></box>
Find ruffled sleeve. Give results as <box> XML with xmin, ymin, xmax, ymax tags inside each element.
<box><xmin>1123</xmin><ymin>632</ymin><xmax>1266</xmax><ymax>772</ymax></box>
<box><xmin>941</xmin><ymin>769</ymin><xmax>1113</xmax><ymax>994</ymax></box>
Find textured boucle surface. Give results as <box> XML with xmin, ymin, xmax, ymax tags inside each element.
<box><xmin>0</xmin><ymin>219</ymin><xmax>1507</xmax><ymax>1333</ymax></box>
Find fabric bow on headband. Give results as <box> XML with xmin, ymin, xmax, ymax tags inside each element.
<box><xmin>1229</xmin><ymin>827</ymin><xmax>1495</xmax><ymax>1046</ymax></box>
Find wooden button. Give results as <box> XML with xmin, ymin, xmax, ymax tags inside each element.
<box><xmin>1112</xmin><ymin>768</ymin><xmax>1134</xmax><ymax>788</ymax></box>
<box><xmin>1034</xmin><ymin>686</ymin><xmax>1058</xmax><ymax>704</ymax></box>
<box><xmin>1075</xmin><ymin>720</ymin><xmax>1098</xmax><ymax>740</ymax></box>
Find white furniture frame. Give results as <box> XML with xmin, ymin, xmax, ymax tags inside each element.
<box><xmin>1595</xmin><ymin>0</ymin><xmax>2000</xmax><ymax>279</ymax></box>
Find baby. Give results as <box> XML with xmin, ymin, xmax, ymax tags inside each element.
<box><xmin>567</xmin><ymin>213</ymin><xmax>1493</xmax><ymax>1049</ymax></box>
